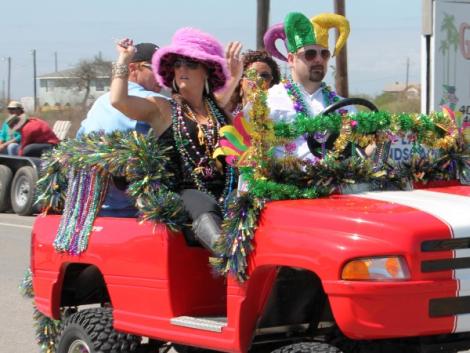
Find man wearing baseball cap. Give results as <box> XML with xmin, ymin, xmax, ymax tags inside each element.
<box><xmin>77</xmin><ymin>42</ymin><xmax>164</xmax><ymax>136</ymax></box>
<box><xmin>77</xmin><ymin>42</ymin><xmax>166</xmax><ymax>217</ymax></box>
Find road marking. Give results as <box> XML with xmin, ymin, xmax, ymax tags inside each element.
<box><xmin>0</xmin><ymin>222</ymin><xmax>33</xmax><ymax>230</ymax></box>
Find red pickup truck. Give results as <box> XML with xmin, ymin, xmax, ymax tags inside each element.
<box><xmin>30</xmin><ymin>180</ymin><xmax>470</xmax><ymax>353</ymax></box>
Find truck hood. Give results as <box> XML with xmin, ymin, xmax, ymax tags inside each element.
<box><xmin>263</xmin><ymin>184</ymin><xmax>470</xmax><ymax>233</ymax></box>
<box><xmin>258</xmin><ymin>185</ymin><xmax>470</xmax><ymax>259</ymax></box>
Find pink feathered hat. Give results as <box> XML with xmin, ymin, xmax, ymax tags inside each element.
<box><xmin>152</xmin><ymin>27</ymin><xmax>229</xmax><ymax>92</ymax></box>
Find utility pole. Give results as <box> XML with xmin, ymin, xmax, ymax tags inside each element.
<box><xmin>54</xmin><ymin>51</ymin><xmax>58</xmax><ymax>72</ymax></box>
<box><xmin>257</xmin><ymin>0</ymin><xmax>270</xmax><ymax>50</ymax></box>
<box><xmin>334</xmin><ymin>0</ymin><xmax>349</xmax><ymax>97</ymax></box>
<box><xmin>32</xmin><ymin>49</ymin><xmax>37</xmax><ymax>111</ymax></box>
<box><xmin>6</xmin><ymin>56</ymin><xmax>11</xmax><ymax>103</ymax></box>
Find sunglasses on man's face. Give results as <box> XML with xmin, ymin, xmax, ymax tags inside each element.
<box><xmin>140</xmin><ymin>63</ymin><xmax>153</xmax><ymax>71</ymax></box>
<box><xmin>173</xmin><ymin>58</ymin><xmax>201</xmax><ymax>70</ymax></box>
<box><xmin>299</xmin><ymin>48</ymin><xmax>331</xmax><ymax>61</ymax></box>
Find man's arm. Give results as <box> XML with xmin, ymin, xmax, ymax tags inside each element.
<box><xmin>110</xmin><ymin>39</ymin><xmax>163</xmax><ymax>123</ymax></box>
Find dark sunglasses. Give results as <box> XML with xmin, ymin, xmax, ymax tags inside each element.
<box><xmin>173</xmin><ymin>58</ymin><xmax>201</xmax><ymax>70</ymax></box>
<box><xmin>299</xmin><ymin>48</ymin><xmax>331</xmax><ymax>61</ymax></box>
<box><xmin>258</xmin><ymin>72</ymin><xmax>273</xmax><ymax>81</ymax></box>
<box><xmin>243</xmin><ymin>71</ymin><xmax>273</xmax><ymax>82</ymax></box>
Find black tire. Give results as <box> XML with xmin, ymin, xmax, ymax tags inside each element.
<box><xmin>0</xmin><ymin>165</ymin><xmax>13</xmax><ymax>212</ymax></box>
<box><xmin>172</xmin><ymin>344</ymin><xmax>214</xmax><ymax>353</ymax></box>
<box><xmin>271</xmin><ymin>342</ymin><xmax>343</xmax><ymax>353</ymax></box>
<box><xmin>10</xmin><ymin>166</ymin><xmax>37</xmax><ymax>216</ymax></box>
<box><xmin>56</xmin><ymin>308</ymin><xmax>141</xmax><ymax>353</ymax></box>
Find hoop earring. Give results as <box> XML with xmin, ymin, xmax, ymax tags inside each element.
<box><xmin>172</xmin><ymin>78</ymin><xmax>178</xmax><ymax>92</ymax></box>
<box><xmin>204</xmin><ymin>78</ymin><xmax>210</xmax><ymax>94</ymax></box>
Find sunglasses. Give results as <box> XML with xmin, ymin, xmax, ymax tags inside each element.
<box><xmin>173</xmin><ymin>58</ymin><xmax>201</xmax><ymax>70</ymax></box>
<box><xmin>243</xmin><ymin>71</ymin><xmax>273</xmax><ymax>82</ymax></box>
<box><xmin>299</xmin><ymin>48</ymin><xmax>331</xmax><ymax>61</ymax></box>
<box><xmin>140</xmin><ymin>63</ymin><xmax>153</xmax><ymax>71</ymax></box>
<box><xmin>258</xmin><ymin>72</ymin><xmax>273</xmax><ymax>81</ymax></box>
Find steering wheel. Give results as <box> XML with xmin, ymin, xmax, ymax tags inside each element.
<box><xmin>306</xmin><ymin>98</ymin><xmax>379</xmax><ymax>158</ymax></box>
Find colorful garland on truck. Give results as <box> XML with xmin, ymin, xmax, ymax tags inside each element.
<box><xmin>211</xmin><ymin>73</ymin><xmax>470</xmax><ymax>281</ymax></box>
<box><xmin>19</xmin><ymin>268</ymin><xmax>60</xmax><ymax>353</ymax></box>
<box><xmin>36</xmin><ymin>131</ymin><xmax>188</xmax><ymax>255</ymax></box>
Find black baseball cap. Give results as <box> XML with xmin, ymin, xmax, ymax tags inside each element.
<box><xmin>131</xmin><ymin>43</ymin><xmax>159</xmax><ymax>63</ymax></box>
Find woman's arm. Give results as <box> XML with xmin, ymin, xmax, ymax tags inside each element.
<box><xmin>109</xmin><ymin>38</ymin><xmax>164</xmax><ymax>123</ymax></box>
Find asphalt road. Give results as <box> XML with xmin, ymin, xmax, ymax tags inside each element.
<box><xmin>0</xmin><ymin>213</ymin><xmax>37</xmax><ymax>353</ymax></box>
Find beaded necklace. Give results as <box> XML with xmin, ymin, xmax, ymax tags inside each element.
<box><xmin>282</xmin><ymin>78</ymin><xmax>340</xmax><ymax>115</ymax></box>
<box><xmin>171</xmin><ymin>97</ymin><xmax>235</xmax><ymax>208</ymax></box>
<box><xmin>53</xmin><ymin>167</ymin><xmax>109</xmax><ymax>255</ymax></box>
<box><xmin>282</xmin><ymin>78</ymin><xmax>342</xmax><ymax>157</ymax></box>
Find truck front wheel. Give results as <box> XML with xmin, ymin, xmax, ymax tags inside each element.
<box><xmin>271</xmin><ymin>342</ymin><xmax>343</xmax><ymax>353</ymax></box>
<box><xmin>56</xmin><ymin>308</ymin><xmax>140</xmax><ymax>353</ymax></box>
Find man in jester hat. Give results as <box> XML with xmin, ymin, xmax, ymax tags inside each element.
<box><xmin>264</xmin><ymin>12</ymin><xmax>354</xmax><ymax>161</ymax></box>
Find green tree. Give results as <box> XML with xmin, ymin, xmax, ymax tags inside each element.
<box><xmin>62</xmin><ymin>56</ymin><xmax>111</xmax><ymax>107</ymax></box>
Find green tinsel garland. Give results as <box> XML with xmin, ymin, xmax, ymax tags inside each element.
<box><xmin>36</xmin><ymin>131</ymin><xmax>188</xmax><ymax>231</ymax></box>
<box><xmin>211</xmin><ymin>194</ymin><xmax>265</xmax><ymax>281</ymax></box>
<box><xmin>272</xmin><ymin>110</ymin><xmax>449</xmax><ymax>142</ymax></box>
<box><xmin>36</xmin><ymin>150</ymin><xmax>68</xmax><ymax>213</ymax></box>
<box><xmin>403</xmin><ymin>139</ymin><xmax>470</xmax><ymax>185</ymax></box>
<box><xmin>19</xmin><ymin>268</ymin><xmax>60</xmax><ymax>353</ymax></box>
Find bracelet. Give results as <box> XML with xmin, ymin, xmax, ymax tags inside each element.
<box><xmin>111</xmin><ymin>62</ymin><xmax>129</xmax><ymax>79</ymax></box>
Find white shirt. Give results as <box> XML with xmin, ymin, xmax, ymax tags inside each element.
<box><xmin>267</xmin><ymin>82</ymin><xmax>356</xmax><ymax>161</ymax></box>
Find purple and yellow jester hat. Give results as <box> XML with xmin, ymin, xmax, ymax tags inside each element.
<box><xmin>264</xmin><ymin>12</ymin><xmax>350</xmax><ymax>62</ymax></box>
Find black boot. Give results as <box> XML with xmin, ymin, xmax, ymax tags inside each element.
<box><xmin>192</xmin><ymin>212</ymin><xmax>222</xmax><ymax>254</ymax></box>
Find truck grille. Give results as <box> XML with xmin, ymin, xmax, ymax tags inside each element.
<box><xmin>430</xmin><ymin>296</ymin><xmax>470</xmax><ymax>317</ymax></box>
<box><xmin>421</xmin><ymin>238</ymin><xmax>470</xmax><ymax>252</ymax></box>
<box><xmin>421</xmin><ymin>237</ymin><xmax>470</xmax><ymax>273</ymax></box>
<box><xmin>422</xmin><ymin>238</ymin><xmax>470</xmax><ymax>317</ymax></box>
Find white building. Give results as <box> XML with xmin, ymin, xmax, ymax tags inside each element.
<box><xmin>383</xmin><ymin>82</ymin><xmax>421</xmax><ymax>98</ymax></box>
<box><xmin>37</xmin><ymin>66</ymin><xmax>111</xmax><ymax>109</ymax></box>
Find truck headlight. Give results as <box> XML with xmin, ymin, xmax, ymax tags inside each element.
<box><xmin>341</xmin><ymin>256</ymin><xmax>410</xmax><ymax>281</ymax></box>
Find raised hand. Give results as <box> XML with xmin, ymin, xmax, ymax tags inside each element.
<box><xmin>225</xmin><ymin>41</ymin><xmax>244</xmax><ymax>81</ymax></box>
<box><xmin>115</xmin><ymin>38</ymin><xmax>136</xmax><ymax>64</ymax></box>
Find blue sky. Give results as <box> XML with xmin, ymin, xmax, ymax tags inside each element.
<box><xmin>0</xmin><ymin>0</ymin><xmax>421</xmax><ymax>99</ymax></box>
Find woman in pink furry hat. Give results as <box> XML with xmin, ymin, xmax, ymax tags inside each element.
<box><xmin>110</xmin><ymin>28</ymin><xmax>242</xmax><ymax>254</ymax></box>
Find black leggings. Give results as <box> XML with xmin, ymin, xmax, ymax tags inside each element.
<box><xmin>22</xmin><ymin>143</ymin><xmax>55</xmax><ymax>157</ymax></box>
<box><xmin>180</xmin><ymin>189</ymin><xmax>222</xmax><ymax>221</ymax></box>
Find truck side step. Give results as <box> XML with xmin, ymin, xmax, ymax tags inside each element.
<box><xmin>170</xmin><ymin>316</ymin><xmax>227</xmax><ymax>332</ymax></box>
